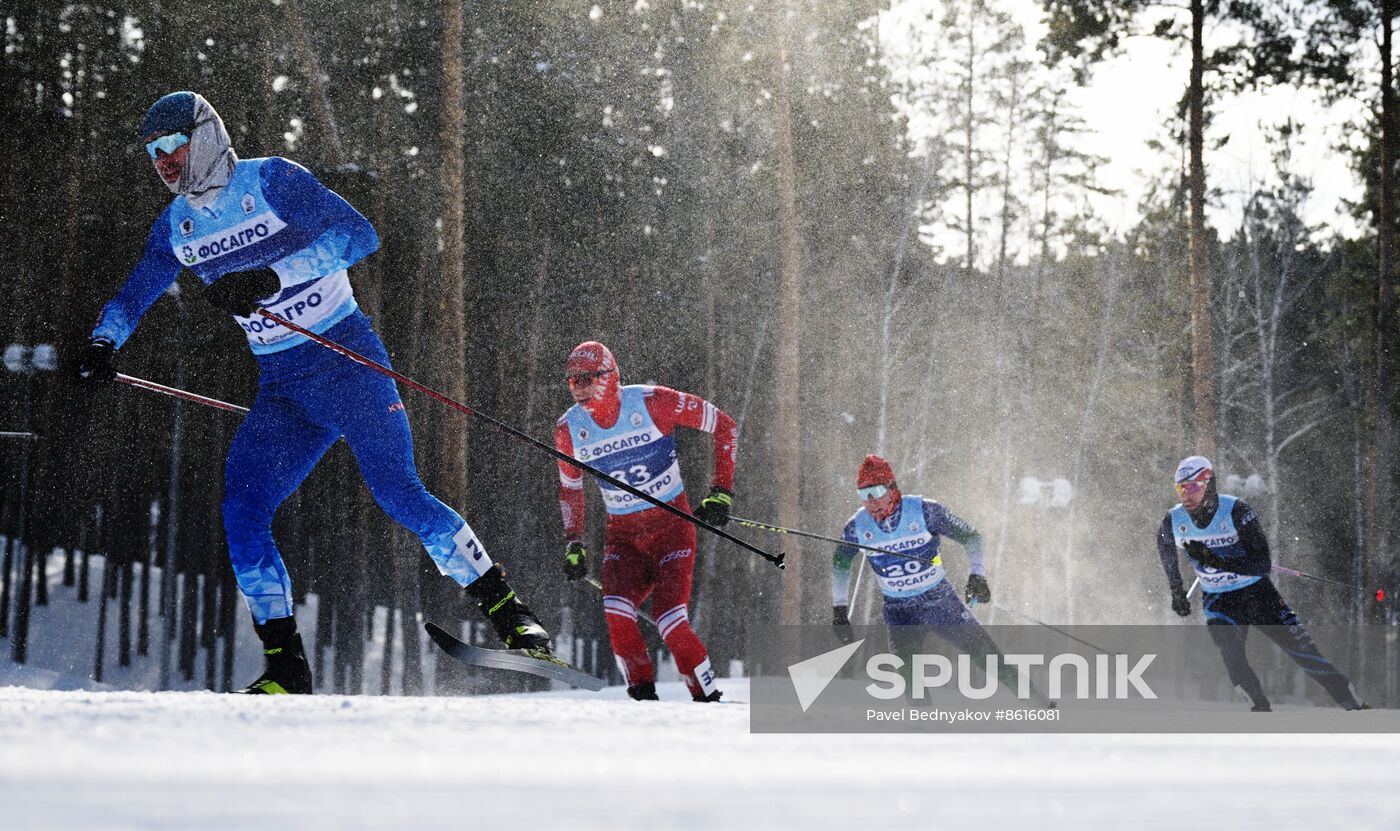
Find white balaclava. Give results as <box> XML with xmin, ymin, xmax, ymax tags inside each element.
<box><xmin>141</xmin><ymin>91</ymin><xmax>237</xmax><ymax>209</ymax></box>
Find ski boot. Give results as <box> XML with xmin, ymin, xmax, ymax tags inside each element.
<box><xmin>686</xmin><ymin>657</ymin><xmax>723</xmax><ymax>703</ymax></box>
<box><xmin>467</xmin><ymin>565</ymin><xmax>551</xmax><ymax>652</ymax></box>
<box><xmin>627</xmin><ymin>681</ymin><xmax>660</xmax><ymax>701</ymax></box>
<box><xmin>240</xmin><ymin>617</ymin><xmax>313</xmax><ymax>695</ymax></box>
<box><xmin>1251</xmin><ymin>701</ymin><xmax>1272</xmax><ymax>713</ymax></box>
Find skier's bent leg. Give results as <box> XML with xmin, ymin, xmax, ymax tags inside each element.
<box><xmin>1204</xmin><ymin>600</ymin><xmax>1269</xmax><ymax>709</ymax></box>
<box><xmin>340</xmin><ymin>389</ymin><xmax>495</xmax><ymax>586</ymax></box>
<box><xmin>1260</xmin><ymin>593</ymin><xmax>1366</xmax><ymax>709</ymax></box>
<box><xmin>601</xmin><ymin>543</ymin><xmax>657</xmax><ymax>697</ymax></box>
<box><xmin>921</xmin><ymin>582</ymin><xmax>1052</xmax><ymax>706</ymax></box>
<box><xmin>223</xmin><ymin>393</ymin><xmax>336</xmax><ymax>624</ymax></box>
<box><xmin>651</xmin><ymin>522</ymin><xmax>720</xmax><ymax>702</ymax></box>
<box><xmin>223</xmin><ymin>393</ymin><xmax>334</xmax><ymax>694</ymax></box>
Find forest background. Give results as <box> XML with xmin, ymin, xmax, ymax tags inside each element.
<box><xmin>3</xmin><ymin>0</ymin><xmax>1398</xmax><ymax>694</ymax></box>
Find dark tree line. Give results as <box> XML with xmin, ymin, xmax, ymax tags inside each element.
<box><xmin>3</xmin><ymin>0</ymin><xmax>1399</xmax><ymax>693</ymax></box>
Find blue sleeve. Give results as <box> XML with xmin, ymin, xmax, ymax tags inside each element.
<box><xmin>260</xmin><ymin>157</ymin><xmax>379</xmax><ymax>286</ymax></box>
<box><xmin>1157</xmin><ymin>513</ymin><xmax>1184</xmax><ymax>592</ymax></box>
<box><xmin>832</xmin><ymin>518</ymin><xmax>859</xmax><ymax>606</ymax></box>
<box><xmin>92</xmin><ymin>206</ymin><xmax>182</xmax><ymax>349</ymax></box>
<box><xmin>925</xmin><ymin>501</ymin><xmax>985</xmax><ymax>576</ymax></box>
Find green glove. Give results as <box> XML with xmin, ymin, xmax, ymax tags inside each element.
<box><xmin>693</xmin><ymin>487</ymin><xmax>733</xmax><ymax>527</ymax></box>
<box><xmin>563</xmin><ymin>541</ymin><xmax>588</xmax><ymax>581</ymax></box>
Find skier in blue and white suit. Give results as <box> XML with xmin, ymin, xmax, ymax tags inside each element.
<box><xmin>829</xmin><ymin>454</ymin><xmax>1053</xmax><ymax>705</ymax></box>
<box><xmin>1157</xmin><ymin>455</ymin><xmax>1365</xmax><ymax>712</ymax></box>
<box><xmin>76</xmin><ymin>92</ymin><xmax>550</xmax><ymax>694</ymax></box>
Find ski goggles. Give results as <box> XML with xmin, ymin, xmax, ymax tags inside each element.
<box><xmin>145</xmin><ymin>131</ymin><xmax>190</xmax><ymax>159</ymax></box>
<box><xmin>857</xmin><ymin>484</ymin><xmax>890</xmax><ymax>501</ymax></box>
<box><xmin>1174</xmin><ymin>479</ymin><xmax>1208</xmax><ymax>498</ymax></box>
<box><xmin>565</xmin><ymin>370</ymin><xmax>610</xmax><ymax>387</ymax></box>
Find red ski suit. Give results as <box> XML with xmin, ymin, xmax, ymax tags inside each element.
<box><xmin>555</xmin><ymin>385</ymin><xmax>737</xmax><ymax>696</ymax></box>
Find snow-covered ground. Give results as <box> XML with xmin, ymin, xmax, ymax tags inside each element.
<box><xmin>2</xmin><ymin>679</ymin><xmax>1399</xmax><ymax>831</ymax></box>
<box><xmin>4</xmin><ymin>549</ymin><xmax>1399</xmax><ymax>829</ymax></box>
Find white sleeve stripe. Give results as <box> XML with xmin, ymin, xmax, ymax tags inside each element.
<box><xmin>701</xmin><ymin>401</ymin><xmax>717</xmax><ymax>433</ymax></box>
<box><xmin>559</xmin><ymin>470</ymin><xmax>584</xmax><ymax>488</ymax></box>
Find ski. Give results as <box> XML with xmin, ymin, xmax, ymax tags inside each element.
<box><xmin>424</xmin><ymin>622</ymin><xmax>606</xmax><ymax>691</ymax></box>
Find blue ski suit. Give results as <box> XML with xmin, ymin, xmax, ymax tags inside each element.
<box><xmin>92</xmin><ymin>155</ymin><xmax>492</xmax><ymax>623</ymax></box>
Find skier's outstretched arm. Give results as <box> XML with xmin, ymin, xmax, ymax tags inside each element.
<box><xmin>553</xmin><ymin>419</ymin><xmax>591</xmax><ymax>581</ymax></box>
<box><xmin>1156</xmin><ymin>514</ymin><xmax>1185</xmax><ymax>593</ymax></box>
<box><xmin>1157</xmin><ymin>514</ymin><xmax>1193</xmax><ymax>617</ymax></box>
<box><xmin>91</xmin><ymin>206</ymin><xmax>183</xmax><ymax>349</ymax></box>
<box><xmin>928</xmin><ymin>502</ymin><xmax>989</xmax><ymax>603</ymax></box>
<box><xmin>553</xmin><ymin>419</ymin><xmax>586</xmax><ymax>542</ymax></box>
<box><xmin>831</xmin><ymin>519</ymin><xmax>859</xmax><ymax>633</ymax></box>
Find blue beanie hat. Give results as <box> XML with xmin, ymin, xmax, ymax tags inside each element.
<box><xmin>140</xmin><ymin>92</ymin><xmax>198</xmax><ymax>137</ymax></box>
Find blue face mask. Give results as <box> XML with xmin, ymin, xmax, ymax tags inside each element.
<box><xmin>145</xmin><ymin>132</ymin><xmax>190</xmax><ymax>159</ymax></box>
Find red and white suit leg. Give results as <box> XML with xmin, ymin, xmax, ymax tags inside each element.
<box><xmin>645</xmin><ymin>507</ymin><xmax>718</xmax><ymax>699</ymax></box>
<box><xmin>600</xmin><ymin>523</ymin><xmax>656</xmax><ymax>686</ymax></box>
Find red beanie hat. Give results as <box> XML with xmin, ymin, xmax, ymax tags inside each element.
<box><xmin>857</xmin><ymin>454</ymin><xmax>896</xmax><ymax>489</ymax></box>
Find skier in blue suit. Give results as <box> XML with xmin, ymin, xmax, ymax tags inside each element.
<box><xmin>77</xmin><ymin>91</ymin><xmax>550</xmax><ymax>693</ymax></box>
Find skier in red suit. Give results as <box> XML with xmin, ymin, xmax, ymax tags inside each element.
<box><xmin>554</xmin><ymin>341</ymin><xmax>738</xmax><ymax>702</ymax></box>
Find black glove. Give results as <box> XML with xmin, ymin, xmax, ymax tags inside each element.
<box><xmin>964</xmin><ymin>573</ymin><xmax>991</xmax><ymax>605</ymax></box>
<box><xmin>563</xmin><ymin>541</ymin><xmax>588</xmax><ymax>581</ymax></box>
<box><xmin>1170</xmin><ymin>586</ymin><xmax>1192</xmax><ymax>617</ymax></box>
<box><xmin>692</xmin><ymin>487</ymin><xmax>733</xmax><ymax>527</ymax></box>
<box><xmin>205</xmin><ymin>267</ymin><xmax>281</xmax><ymax>316</ymax></box>
<box><xmin>832</xmin><ymin>604</ymin><xmax>854</xmax><ymax>644</ymax></box>
<box><xmin>1183</xmin><ymin>540</ymin><xmax>1229</xmax><ymax>571</ymax></box>
<box><xmin>76</xmin><ymin>336</ymin><xmax>116</xmax><ymax>383</ymax></box>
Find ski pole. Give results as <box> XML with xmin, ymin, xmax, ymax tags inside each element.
<box><xmin>252</xmin><ymin>307</ymin><xmax>785</xmax><ymax>570</ymax></box>
<box><xmin>115</xmin><ymin>373</ymin><xmax>249</xmax><ymax>414</ymax></box>
<box><xmin>731</xmin><ymin>515</ymin><xmax>931</xmax><ymax>562</ymax></box>
<box><xmin>0</xmin><ymin>431</ymin><xmax>37</xmax><ymax>440</ymax></box>
<box><xmin>1271</xmin><ymin>563</ymin><xmax>1363</xmax><ymax>592</ymax></box>
<box><xmin>1185</xmin><ymin>577</ymin><xmax>1200</xmax><ymax>598</ymax></box>
<box><xmin>981</xmin><ymin>601</ymin><xmax>1113</xmax><ymax>654</ymax></box>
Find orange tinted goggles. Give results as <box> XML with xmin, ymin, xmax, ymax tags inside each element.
<box><xmin>1175</xmin><ymin>480</ymin><xmax>1208</xmax><ymax>498</ymax></box>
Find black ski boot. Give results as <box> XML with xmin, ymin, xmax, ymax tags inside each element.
<box><xmin>1251</xmin><ymin>701</ymin><xmax>1272</xmax><ymax>713</ymax></box>
<box><xmin>241</xmin><ymin>617</ymin><xmax>313</xmax><ymax>695</ymax></box>
<box><xmin>627</xmin><ymin>681</ymin><xmax>659</xmax><ymax>701</ymax></box>
<box><xmin>467</xmin><ymin>565</ymin><xmax>551</xmax><ymax>652</ymax></box>
<box><xmin>693</xmin><ymin>690</ymin><xmax>724</xmax><ymax>703</ymax></box>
